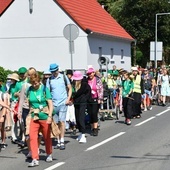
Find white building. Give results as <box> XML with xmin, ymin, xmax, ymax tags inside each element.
<box><xmin>0</xmin><ymin>0</ymin><xmax>134</xmax><ymax>72</ymax></box>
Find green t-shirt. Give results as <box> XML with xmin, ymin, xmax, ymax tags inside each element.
<box><xmin>0</xmin><ymin>84</ymin><xmax>6</xmax><ymax>92</ymax></box>
<box><xmin>122</xmin><ymin>80</ymin><xmax>134</xmax><ymax>98</ymax></box>
<box><xmin>28</xmin><ymin>84</ymin><xmax>52</xmax><ymax>120</ymax></box>
<box><xmin>15</xmin><ymin>78</ymin><xmax>28</xmax><ymax>92</ymax></box>
<box><xmin>9</xmin><ymin>83</ymin><xmax>18</xmax><ymax>102</ymax></box>
<box><xmin>108</xmin><ymin>69</ymin><xmax>119</xmax><ymax>76</ymax></box>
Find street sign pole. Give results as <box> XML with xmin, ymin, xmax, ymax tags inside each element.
<box><xmin>155</xmin><ymin>12</ymin><xmax>170</xmax><ymax>68</ymax></box>
<box><xmin>69</xmin><ymin>24</ymin><xmax>73</xmax><ymax>70</ymax></box>
<box><xmin>63</xmin><ymin>24</ymin><xmax>79</xmax><ymax>70</ymax></box>
<box><xmin>155</xmin><ymin>14</ymin><xmax>157</xmax><ymax>69</ymax></box>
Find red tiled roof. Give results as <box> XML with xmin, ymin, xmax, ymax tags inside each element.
<box><xmin>0</xmin><ymin>0</ymin><xmax>134</xmax><ymax>41</ymax></box>
<box><xmin>56</xmin><ymin>0</ymin><xmax>134</xmax><ymax>41</ymax></box>
<box><xmin>0</xmin><ymin>0</ymin><xmax>14</xmax><ymax>16</ymax></box>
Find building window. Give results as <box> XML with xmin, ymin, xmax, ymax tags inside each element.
<box><xmin>99</xmin><ymin>47</ymin><xmax>102</xmax><ymax>57</ymax></box>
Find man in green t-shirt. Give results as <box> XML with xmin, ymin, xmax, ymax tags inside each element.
<box><xmin>112</xmin><ymin>65</ymin><xmax>119</xmax><ymax>75</ymax></box>
<box><xmin>15</xmin><ymin>67</ymin><xmax>28</xmax><ymax>97</ymax></box>
<box><xmin>108</xmin><ymin>65</ymin><xmax>119</xmax><ymax>76</ymax></box>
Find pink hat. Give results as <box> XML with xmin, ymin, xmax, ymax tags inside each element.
<box><xmin>87</xmin><ymin>67</ymin><xmax>95</xmax><ymax>74</ymax></box>
<box><xmin>72</xmin><ymin>71</ymin><xmax>83</xmax><ymax>80</ymax></box>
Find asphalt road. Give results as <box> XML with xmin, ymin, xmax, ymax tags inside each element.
<box><xmin>1</xmin><ymin>104</ymin><xmax>170</xmax><ymax>170</ymax></box>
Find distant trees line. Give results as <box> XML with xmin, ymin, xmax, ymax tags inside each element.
<box><xmin>98</xmin><ymin>0</ymin><xmax>170</xmax><ymax>67</ymax></box>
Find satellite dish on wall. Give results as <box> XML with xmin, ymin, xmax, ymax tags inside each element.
<box><xmin>98</xmin><ymin>56</ymin><xmax>110</xmax><ymax>66</ymax></box>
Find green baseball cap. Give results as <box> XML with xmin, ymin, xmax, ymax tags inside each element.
<box><xmin>18</xmin><ymin>67</ymin><xmax>27</xmax><ymax>74</ymax></box>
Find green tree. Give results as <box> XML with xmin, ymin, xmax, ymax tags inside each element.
<box><xmin>98</xmin><ymin>0</ymin><xmax>170</xmax><ymax>67</ymax></box>
<box><xmin>118</xmin><ymin>0</ymin><xmax>170</xmax><ymax>66</ymax></box>
<box><xmin>0</xmin><ymin>66</ymin><xmax>12</xmax><ymax>83</ymax></box>
<box><xmin>98</xmin><ymin>0</ymin><xmax>123</xmax><ymax>14</ymax></box>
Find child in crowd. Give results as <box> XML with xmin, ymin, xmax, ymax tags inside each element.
<box><xmin>151</xmin><ymin>78</ymin><xmax>158</xmax><ymax>105</ymax></box>
<box><xmin>65</xmin><ymin>70</ymin><xmax>76</xmax><ymax>135</ymax></box>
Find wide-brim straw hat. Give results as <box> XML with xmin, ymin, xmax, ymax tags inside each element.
<box><xmin>8</xmin><ymin>73</ymin><xmax>19</xmax><ymax>81</ymax></box>
<box><xmin>118</xmin><ymin>68</ymin><xmax>124</xmax><ymax>72</ymax></box>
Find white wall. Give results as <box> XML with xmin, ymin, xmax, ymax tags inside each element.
<box><xmin>0</xmin><ymin>0</ymin><xmax>88</xmax><ymax>71</ymax></box>
<box><xmin>87</xmin><ymin>36</ymin><xmax>131</xmax><ymax>71</ymax></box>
<box><xmin>0</xmin><ymin>0</ymin><xmax>132</xmax><ymax>72</ymax></box>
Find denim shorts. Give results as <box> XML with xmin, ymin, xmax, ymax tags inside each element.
<box><xmin>53</xmin><ymin>104</ymin><xmax>68</xmax><ymax>123</ymax></box>
<box><xmin>143</xmin><ymin>89</ymin><xmax>152</xmax><ymax>99</ymax></box>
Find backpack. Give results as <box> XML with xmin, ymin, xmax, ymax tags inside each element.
<box><xmin>48</xmin><ymin>74</ymin><xmax>68</xmax><ymax>93</ymax></box>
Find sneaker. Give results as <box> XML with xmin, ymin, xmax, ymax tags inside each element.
<box><xmin>79</xmin><ymin>136</ymin><xmax>86</xmax><ymax>143</ymax></box>
<box><xmin>11</xmin><ymin>139</ymin><xmax>19</xmax><ymax>144</ymax></box>
<box><xmin>109</xmin><ymin>113</ymin><xmax>114</xmax><ymax>118</ymax></box>
<box><xmin>76</xmin><ymin>133</ymin><xmax>82</xmax><ymax>141</ymax></box>
<box><xmin>54</xmin><ymin>143</ymin><xmax>60</xmax><ymax>149</ymax></box>
<box><xmin>28</xmin><ymin>159</ymin><xmax>39</xmax><ymax>167</ymax></box>
<box><xmin>18</xmin><ymin>140</ymin><xmax>26</xmax><ymax>148</ymax></box>
<box><xmin>60</xmin><ymin>142</ymin><xmax>65</xmax><ymax>150</ymax></box>
<box><xmin>144</xmin><ymin>108</ymin><xmax>147</xmax><ymax>111</ymax></box>
<box><xmin>90</xmin><ymin>129</ymin><xmax>94</xmax><ymax>136</ymax></box>
<box><xmin>1</xmin><ymin>143</ymin><xmax>7</xmax><ymax>150</ymax></box>
<box><xmin>72</xmin><ymin>128</ymin><xmax>77</xmax><ymax>135</ymax></box>
<box><xmin>126</xmin><ymin>119</ymin><xmax>131</xmax><ymax>125</ymax></box>
<box><xmin>26</xmin><ymin>151</ymin><xmax>32</xmax><ymax>159</ymax></box>
<box><xmin>136</xmin><ymin>115</ymin><xmax>141</xmax><ymax>119</ymax></box>
<box><xmin>46</xmin><ymin>154</ymin><xmax>53</xmax><ymax>162</ymax></box>
<box><xmin>147</xmin><ymin>106</ymin><xmax>152</xmax><ymax>110</ymax></box>
<box><xmin>5</xmin><ymin>126</ymin><xmax>11</xmax><ymax>132</ymax></box>
<box><xmin>93</xmin><ymin>128</ymin><xmax>98</xmax><ymax>136</ymax></box>
<box><xmin>124</xmin><ymin>118</ymin><xmax>127</xmax><ymax>124</ymax></box>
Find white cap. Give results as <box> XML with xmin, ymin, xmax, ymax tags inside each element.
<box><xmin>131</xmin><ymin>67</ymin><xmax>138</xmax><ymax>71</ymax></box>
<box><xmin>43</xmin><ymin>70</ymin><xmax>51</xmax><ymax>75</ymax></box>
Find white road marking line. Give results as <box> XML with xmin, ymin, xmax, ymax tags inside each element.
<box><xmin>44</xmin><ymin>162</ymin><xmax>65</xmax><ymax>170</ymax></box>
<box><xmin>85</xmin><ymin>132</ymin><xmax>125</xmax><ymax>151</ymax></box>
<box><xmin>156</xmin><ymin>109</ymin><xmax>170</xmax><ymax>116</ymax></box>
<box><xmin>134</xmin><ymin>116</ymin><xmax>155</xmax><ymax>127</ymax></box>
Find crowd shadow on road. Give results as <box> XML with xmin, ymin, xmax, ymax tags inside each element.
<box><xmin>111</xmin><ymin>154</ymin><xmax>170</xmax><ymax>160</ymax></box>
<box><xmin>0</xmin><ymin>155</ymin><xmax>17</xmax><ymax>159</ymax></box>
<box><xmin>115</xmin><ymin>120</ymin><xmax>125</xmax><ymax>124</ymax></box>
<box><xmin>110</xmin><ymin>153</ymin><xmax>170</xmax><ymax>167</ymax></box>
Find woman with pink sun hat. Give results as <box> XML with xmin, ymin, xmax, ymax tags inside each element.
<box><xmin>72</xmin><ymin>71</ymin><xmax>91</xmax><ymax>143</ymax></box>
